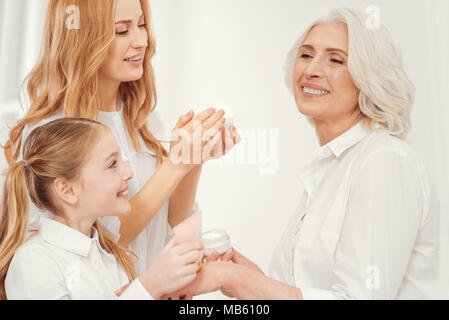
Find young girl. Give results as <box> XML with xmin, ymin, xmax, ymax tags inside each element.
<box><xmin>0</xmin><ymin>118</ymin><xmax>203</xmax><ymax>299</ymax></box>
<box><xmin>2</xmin><ymin>0</ymin><xmax>240</xmax><ymax>276</ymax></box>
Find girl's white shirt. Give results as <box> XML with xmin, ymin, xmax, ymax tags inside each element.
<box><xmin>20</xmin><ymin>105</ymin><xmax>199</xmax><ymax>276</ymax></box>
<box><xmin>5</xmin><ymin>216</ymin><xmax>153</xmax><ymax>300</ymax></box>
<box><xmin>269</xmin><ymin>121</ymin><xmax>443</xmax><ymax>299</ymax></box>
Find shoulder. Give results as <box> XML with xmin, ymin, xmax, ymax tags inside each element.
<box><xmin>8</xmin><ymin>234</ymin><xmax>61</xmax><ymax>271</ymax></box>
<box><xmin>356</xmin><ymin>130</ymin><xmax>426</xmax><ymax>176</ymax></box>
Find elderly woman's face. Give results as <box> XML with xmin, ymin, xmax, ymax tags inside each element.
<box><xmin>293</xmin><ymin>22</ymin><xmax>359</xmax><ymax>123</ymax></box>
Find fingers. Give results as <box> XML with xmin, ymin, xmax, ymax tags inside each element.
<box><xmin>205</xmin><ymin>251</ymin><xmax>220</xmax><ymax>262</ymax></box>
<box><xmin>202</xmin><ymin>109</ymin><xmax>225</xmax><ymax>131</ymax></box>
<box><xmin>221</xmin><ymin>249</ymin><xmax>233</xmax><ymax>262</ymax></box>
<box><xmin>193</xmin><ymin>108</ymin><xmax>216</xmax><ymax>124</ymax></box>
<box><xmin>180</xmin><ymin>249</ymin><xmax>203</xmax><ymax>265</ymax></box>
<box><xmin>175</xmin><ymin>111</ymin><xmax>194</xmax><ymax>129</ymax></box>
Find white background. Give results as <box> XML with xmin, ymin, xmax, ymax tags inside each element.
<box><xmin>1</xmin><ymin>0</ymin><xmax>448</xmax><ymax>299</ymax></box>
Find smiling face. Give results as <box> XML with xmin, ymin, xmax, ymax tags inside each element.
<box><xmin>98</xmin><ymin>0</ymin><xmax>148</xmax><ymax>83</ymax></box>
<box><xmin>76</xmin><ymin>129</ymin><xmax>133</xmax><ymax>219</ymax></box>
<box><xmin>293</xmin><ymin>22</ymin><xmax>360</xmax><ymax>125</ymax></box>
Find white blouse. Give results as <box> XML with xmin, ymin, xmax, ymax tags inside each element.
<box><xmin>20</xmin><ymin>105</ymin><xmax>199</xmax><ymax>275</ymax></box>
<box><xmin>269</xmin><ymin>121</ymin><xmax>441</xmax><ymax>299</ymax></box>
<box><xmin>5</xmin><ymin>217</ymin><xmax>153</xmax><ymax>300</ymax></box>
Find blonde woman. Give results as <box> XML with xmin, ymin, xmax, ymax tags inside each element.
<box><xmin>1</xmin><ymin>118</ymin><xmax>204</xmax><ymax>300</ymax></box>
<box><xmin>2</xmin><ymin>0</ymin><xmax>240</xmax><ymax>275</ymax></box>
<box><xmin>168</xmin><ymin>8</ymin><xmax>441</xmax><ymax>300</ymax></box>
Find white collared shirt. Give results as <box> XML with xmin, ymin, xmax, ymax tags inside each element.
<box><xmin>5</xmin><ymin>217</ymin><xmax>153</xmax><ymax>300</ymax></box>
<box><xmin>20</xmin><ymin>106</ymin><xmax>199</xmax><ymax>275</ymax></box>
<box><xmin>269</xmin><ymin>121</ymin><xmax>441</xmax><ymax>299</ymax></box>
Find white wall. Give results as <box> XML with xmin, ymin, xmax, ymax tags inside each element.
<box><xmin>1</xmin><ymin>0</ymin><xmax>448</xmax><ymax>299</ymax></box>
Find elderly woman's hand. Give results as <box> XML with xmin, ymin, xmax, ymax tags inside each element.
<box><xmin>206</xmin><ymin>248</ymin><xmax>264</xmax><ymax>275</ymax></box>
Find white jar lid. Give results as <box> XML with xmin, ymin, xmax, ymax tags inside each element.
<box><xmin>202</xmin><ymin>229</ymin><xmax>231</xmax><ymax>256</ymax></box>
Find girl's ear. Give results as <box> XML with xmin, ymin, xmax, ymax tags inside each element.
<box><xmin>52</xmin><ymin>178</ymin><xmax>79</xmax><ymax>206</ymax></box>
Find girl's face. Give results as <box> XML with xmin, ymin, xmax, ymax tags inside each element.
<box><xmin>77</xmin><ymin>130</ymin><xmax>133</xmax><ymax>218</ymax></box>
<box><xmin>293</xmin><ymin>22</ymin><xmax>360</xmax><ymax>124</ymax></box>
<box><xmin>99</xmin><ymin>0</ymin><xmax>148</xmax><ymax>83</ymax></box>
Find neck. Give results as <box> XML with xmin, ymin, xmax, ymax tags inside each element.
<box><xmin>53</xmin><ymin>213</ymin><xmax>97</xmax><ymax>237</ymax></box>
<box><xmin>314</xmin><ymin>110</ymin><xmax>362</xmax><ymax>146</ymax></box>
<box><xmin>98</xmin><ymin>76</ymin><xmax>121</xmax><ymax>112</ymax></box>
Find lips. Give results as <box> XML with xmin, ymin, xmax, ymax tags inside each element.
<box><xmin>117</xmin><ymin>186</ymin><xmax>128</xmax><ymax>199</ymax></box>
<box><xmin>300</xmin><ymin>82</ymin><xmax>330</xmax><ymax>97</ymax></box>
<box><xmin>123</xmin><ymin>53</ymin><xmax>144</xmax><ymax>62</ymax></box>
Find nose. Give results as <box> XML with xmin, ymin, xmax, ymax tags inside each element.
<box><xmin>131</xmin><ymin>26</ymin><xmax>148</xmax><ymax>49</ymax></box>
<box><xmin>122</xmin><ymin>163</ymin><xmax>133</xmax><ymax>182</ymax></box>
<box><xmin>304</xmin><ymin>57</ymin><xmax>324</xmax><ymax>79</ymax></box>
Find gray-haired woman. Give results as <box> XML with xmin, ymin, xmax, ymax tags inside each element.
<box><xmin>162</xmin><ymin>8</ymin><xmax>443</xmax><ymax>300</ymax></box>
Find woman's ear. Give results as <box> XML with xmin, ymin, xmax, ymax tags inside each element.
<box><xmin>52</xmin><ymin>178</ymin><xmax>79</xmax><ymax>206</ymax></box>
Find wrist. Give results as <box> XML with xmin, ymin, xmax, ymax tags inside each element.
<box><xmin>161</xmin><ymin>157</ymin><xmax>191</xmax><ymax>177</ymax></box>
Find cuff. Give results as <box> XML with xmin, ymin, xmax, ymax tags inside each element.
<box><xmin>118</xmin><ymin>279</ymin><xmax>155</xmax><ymax>300</ymax></box>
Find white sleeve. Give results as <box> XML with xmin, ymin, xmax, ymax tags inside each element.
<box><xmin>5</xmin><ymin>245</ymin><xmax>70</xmax><ymax>300</ymax></box>
<box><xmin>118</xmin><ymin>279</ymin><xmax>155</xmax><ymax>300</ymax></box>
<box><xmin>301</xmin><ymin>149</ymin><xmax>425</xmax><ymax>300</ymax></box>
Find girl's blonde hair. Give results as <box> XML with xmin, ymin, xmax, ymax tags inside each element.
<box><xmin>285</xmin><ymin>8</ymin><xmax>414</xmax><ymax>139</ymax></box>
<box><xmin>0</xmin><ymin>118</ymin><xmax>137</xmax><ymax>300</ymax></box>
<box><xmin>2</xmin><ymin>0</ymin><xmax>167</xmax><ymax>166</ymax></box>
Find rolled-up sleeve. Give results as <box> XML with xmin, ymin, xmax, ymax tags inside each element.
<box><xmin>302</xmin><ymin>149</ymin><xmax>428</xmax><ymax>299</ymax></box>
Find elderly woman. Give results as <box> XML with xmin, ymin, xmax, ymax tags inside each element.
<box><xmin>167</xmin><ymin>8</ymin><xmax>441</xmax><ymax>300</ymax></box>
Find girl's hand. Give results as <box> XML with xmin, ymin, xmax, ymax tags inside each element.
<box><xmin>167</xmin><ymin>108</ymin><xmax>227</xmax><ymax>170</ymax></box>
<box><xmin>139</xmin><ymin>238</ymin><xmax>203</xmax><ymax>299</ymax></box>
<box><xmin>207</xmin><ymin>248</ymin><xmax>264</xmax><ymax>275</ymax></box>
<box><xmin>161</xmin><ymin>261</ymin><xmax>225</xmax><ymax>299</ymax></box>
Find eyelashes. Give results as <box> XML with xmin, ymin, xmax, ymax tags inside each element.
<box><xmin>116</xmin><ymin>24</ymin><xmax>147</xmax><ymax>36</ymax></box>
<box><xmin>300</xmin><ymin>53</ymin><xmax>344</xmax><ymax>65</ymax></box>
<box><xmin>109</xmin><ymin>160</ymin><xmax>117</xmax><ymax>168</ymax></box>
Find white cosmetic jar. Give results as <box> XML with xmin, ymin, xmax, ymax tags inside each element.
<box><xmin>202</xmin><ymin>229</ymin><xmax>232</xmax><ymax>256</ymax></box>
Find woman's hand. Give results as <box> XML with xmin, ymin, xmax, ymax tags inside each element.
<box><xmin>167</xmin><ymin>108</ymin><xmax>227</xmax><ymax>171</ymax></box>
<box><xmin>207</xmin><ymin>124</ymin><xmax>241</xmax><ymax>161</ymax></box>
<box><xmin>206</xmin><ymin>248</ymin><xmax>264</xmax><ymax>275</ymax></box>
<box><xmin>138</xmin><ymin>238</ymin><xmax>203</xmax><ymax>299</ymax></box>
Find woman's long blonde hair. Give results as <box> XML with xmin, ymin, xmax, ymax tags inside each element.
<box><xmin>0</xmin><ymin>118</ymin><xmax>137</xmax><ymax>300</ymax></box>
<box><xmin>2</xmin><ymin>0</ymin><xmax>167</xmax><ymax>166</ymax></box>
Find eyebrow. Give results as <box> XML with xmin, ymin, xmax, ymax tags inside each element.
<box><xmin>115</xmin><ymin>13</ymin><xmax>144</xmax><ymax>25</ymax></box>
<box><xmin>300</xmin><ymin>44</ymin><xmax>348</xmax><ymax>57</ymax></box>
<box><xmin>105</xmin><ymin>151</ymin><xmax>120</xmax><ymax>163</ymax></box>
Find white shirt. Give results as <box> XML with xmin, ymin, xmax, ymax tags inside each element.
<box><xmin>5</xmin><ymin>217</ymin><xmax>153</xmax><ymax>300</ymax></box>
<box><xmin>269</xmin><ymin>121</ymin><xmax>441</xmax><ymax>299</ymax></box>
<box><xmin>21</xmin><ymin>106</ymin><xmax>199</xmax><ymax>275</ymax></box>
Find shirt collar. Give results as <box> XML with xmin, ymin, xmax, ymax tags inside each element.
<box><xmin>324</xmin><ymin>120</ymin><xmax>369</xmax><ymax>158</ymax></box>
<box><xmin>39</xmin><ymin>217</ymin><xmax>99</xmax><ymax>257</ymax></box>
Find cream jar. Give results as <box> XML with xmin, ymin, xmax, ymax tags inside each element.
<box><xmin>202</xmin><ymin>229</ymin><xmax>232</xmax><ymax>256</ymax></box>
